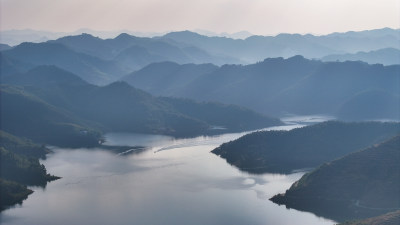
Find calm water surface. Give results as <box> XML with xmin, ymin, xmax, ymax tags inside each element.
<box><xmin>1</xmin><ymin>116</ymin><xmax>336</xmax><ymax>225</ymax></box>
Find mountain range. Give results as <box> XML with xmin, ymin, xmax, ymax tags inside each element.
<box><xmin>124</xmin><ymin>56</ymin><xmax>400</xmax><ymax>120</ymax></box>
<box><xmin>1</xmin><ymin>65</ymin><xmax>280</xmax><ymax>147</ymax></box>
<box><xmin>1</xmin><ymin>28</ymin><xmax>399</xmax><ymax>83</ymax></box>
<box><xmin>1</xmin><ymin>29</ymin><xmax>399</xmax><ymax>121</ymax></box>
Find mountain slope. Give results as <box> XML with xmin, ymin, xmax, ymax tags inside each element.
<box><xmin>2</xmin><ymin>66</ymin><xmax>281</xmax><ymax>140</ymax></box>
<box><xmin>0</xmin><ymin>53</ymin><xmax>34</xmax><ymax>77</ymax></box>
<box><xmin>0</xmin><ymin>43</ymin><xmax>11</xmax><ymax>51</ymax></box>
<box><xmin>340</xmin><ymin>210</ymin><xmax>400</xmax><ymax>225</ymax></box>
<box><xmin>2</xmin><ymin>42</ymin><xmax>124</xmax><ymax>85</ymax></box>
<box><xmin>123</xmin><ymin>61</ymin><xmax>219</xmax><ymax>96</ymax></box>
<box><xmin>3</xmin><ymin>65</ymin><xmax>88</xmax><ymax>87</ymax></box>
<box><xmin>0</xmin><ymin>85</ymin><xmax>102</xmax><ymax>147</ymax></box>
<box><xmin>270</xmin><ymin>61</ymin><xmax>400</xmax><ymax>115</ymax></box>
<box><xmin>337</xmin><ymin>90</ymin><xmax>400</xmax><ymax>121</ymax></box>
<box><xmin>212</xmin><ymin>121</ymin><xmax>400</xmax><ymax>173</ymax></box>
<box><xmin>0</xmin><ymin>131</ymin><xmax>59</xmax><ymax>210</ymax></box>
<box><xmin>123</xmin><ymin>57</ymin><xmax>400</xmax><ymax>119</ymax></box>
<box><xmin>271</xmin><ymin>136</ymin><xmax>400</xmax><ymax>222</ymax></box>
<box><xmin>161</xmin><ymin>97</ymin><xmax>282</xmax><ymax>132</ymax></box>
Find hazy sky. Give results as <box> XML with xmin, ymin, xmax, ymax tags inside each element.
<box><xmin>1</xmin><ymin>0</ymin><xmax>399</xmax><ymax>35</ymax></box>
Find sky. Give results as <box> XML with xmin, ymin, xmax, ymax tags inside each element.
<box><xmin>1</xmin><ymin>0</ymin><xmax>399</xmax><ymax>35</ymax></box>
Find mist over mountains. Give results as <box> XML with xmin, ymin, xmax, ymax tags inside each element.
<box><xmin>124</xmin><ymin>56</ymin><xmax>400</xmax><ymax>120</ymax></box>
<box><xmin>1</xmin><ymin>27</ymin><xmax>399</xmax><ymax>121</ymax></box>
<box><xmin>1</xmin><ymin>26</ymin><xmax>400</xmax><ymax>223</ymax></box>
<box><xmin>2</xmin><ymin>27</ymin><xmax>399</xmax><ymax>65</ymax></box>
<box><xmin>1</xmin><ymin>65</ymin><xmax>280</xmax><ymax>146</ymax></box>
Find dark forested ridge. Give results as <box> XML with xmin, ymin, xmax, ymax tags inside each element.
<box><xmin>340</xmin><ymin>210</ymin><xmax>400</xmax><ymax>225</ymax></box>
<box><xmin>271</xmin><ymin>136</ymin><xmax>400</xmax><ymax>222</ymax></box>
<box><xmin>0</xmin><ymin>131</ymin><xmax>59</xmax><ymax>211</ymax></box>
<box><xmin>1</xmin><ymin>65</ymin><xmax>280</xmax><ymax>146</ymax></box>
<box><xmin>0</xmin><ymin>85</ymin><xmax>103</xmax><ymax>147</ymax></box>
<box><xmin>212</xmin><ymin>121</ymin><xmax>400</xmax><ymax>174</ymax></box>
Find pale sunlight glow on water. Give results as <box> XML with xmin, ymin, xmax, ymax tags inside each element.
<box><xmin>0</xmin><ymin>115</ymin><xmax>336</xmax><ymax>225</ymax></box>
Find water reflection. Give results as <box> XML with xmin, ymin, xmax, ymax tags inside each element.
<box><xmin>1</xmin><ymin>115</ymin><xmax>336</xmax><ymax>225</ymax></box>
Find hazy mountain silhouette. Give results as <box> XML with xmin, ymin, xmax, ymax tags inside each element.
<box><xmin>0</xmin><ymin>44</ymin><xmax>11</xmax><ymax>51</ymax></box>
<box><xmin>270</xmin><ymin>61</ymin><xmax>400</xmax><ymax>116</ymax></box>
<box><xmin>123</xmin><ymin>61</ymin><xmax>218</xmax><ymax>96</ymax></box>
<box><xmin>52</xmin><ymin>33</ymin><xmax>239</xmax><ymax>70</ymax></box>
<box><xmin>2</xmin><ymin>28</ymin><xmax>399</xmax><ymax>68</ymax></box>
<box><xmin>271</xmin><ymin>135</ymin><xmax>400</xmax><ymax>222</ymax></box>
<box><xmin>3</xmin><ymin>65</ymin><xmax>88</xmax><ymax>87</ymax></box>
<box><xmin>337</xmin><ymin>90</ymin><xmax>400</xmax><ymax>121</ymax></box>
<box><xmin>0</xmin><ymin>53</ymin><xmax>34</xmax><ymax>78</ymax></box>
<box><xmin>160</xmin><ymin>28</ymin><xmax>400</xmax><ymax>63</ymax></box>
<box><xmin>3</xmin><ymin>28</ymin><xmax>398</xmax><ymax>86</ymax></box>
<box><xmin>124</xmin><ymin>56</ymin><xmax>400</xmax><ymax>120</ymax></box>
<box><xmin>2</xmin><ymin>65</ymin><xmax>281</xmax><ymax>145</ymax></box>
<box><xmin>321</xmin><ymin>48</ymin><xmax>400</xmax><ymax>65</ymax></box>
<box><xmin>0</xmin><ymin>85</ymin><xmax>102</xmax><ymax>147</ymax></box>
<box><xmin>2</xmin><ymin>42</ymin><xmax>124</xmax><ymax>85</ymax></box>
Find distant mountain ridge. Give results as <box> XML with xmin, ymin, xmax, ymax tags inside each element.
<box><xmin>159</xmin><ymin>28</ymin><xmax>400</xmax><ymax>62</ymax></box>
<box><xmin>2</xmin><ymin>28</ymin><xmax>399</xmax><ymax>85</ymax></box>
<box><xmin>124</xmin><ymin>56</ymin><xmax>400</xmax><ymax>120</ymax></box>
<box><xmin>321</xmin><ymin>48</ymin><xmax>400</xmax><ymax>65</ymax></box>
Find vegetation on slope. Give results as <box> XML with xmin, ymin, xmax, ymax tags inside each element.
<box><xmin>2</xmin><ymin>65</ymin><xmax>281</xmax><ymax>144</ymax></box>
<box><xmin>271</xmin><ymin>136</ymin><xmax>400</xmax><ymax>222</ymax></box>
<box><xmin>340</xmin><ymin>210</ymin><xmax>400</xmax><ymax>225</ymax></box>
<box><xmin>212</xmin><ymin>121</ymin><xmax>400</xmax><ymax>173</ymax></box>
<box><xmin>0</xmin><ymin>131</ymin><xmax>59</xmax><ymax>210</ymax></box>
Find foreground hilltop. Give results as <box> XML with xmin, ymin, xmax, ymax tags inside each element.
<box><xmin>271</xmin><ymin>136</ymin><xmax>400</xmax><ymax>222</ymax></box>
<box><xmin>212</xmin><ymin>121</ymin><xmax>400</xmax><ymax>174</ymax></box>
<box><xmin>0</xmin><ymin>131</ymin><xmax>59</xmax><ymax>211</ymax></box>
<box><xmin>340</xmin><ymin>210</ymin><xmax>400</xmax><ymax>225</ymax></box>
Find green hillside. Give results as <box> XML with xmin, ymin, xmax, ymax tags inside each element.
<box><xmin>271</xmin><ymin>136</ymin><xmax>400</xmax><ymax>222</ymax></box>
<box><xmin>212</xmin><ymin>121</ymin><xmax>400</xmax><ymax>173</ymax></box>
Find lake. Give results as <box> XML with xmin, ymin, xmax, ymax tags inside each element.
<box><xmin>0</xmin><ymin>116</ymin><xmax>336</xmax><ymax>225</ymax></box>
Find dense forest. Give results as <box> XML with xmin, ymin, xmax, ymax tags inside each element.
<box><xmin>271</xmin><ymin>136</ymin><xmax>400</xmax><ymax>222</ymax></box>
<box><xmin>0</xmin><ymin>131</ymin><xmax>59</xmax><ymax>210</ymax></box>
<box><xmin>340</xmin><ymin>210</ymin><xmax>400</xmax><ymax>225</ymax></box>
<box><xmin>212</xmin><ymin>121</ymin><xmax>400</xmax><ymax>173</ymax></box>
